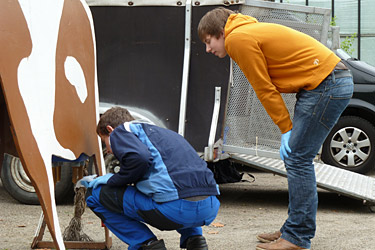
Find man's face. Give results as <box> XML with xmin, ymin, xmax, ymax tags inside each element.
<box><xmin>204</xmin><ymin>32</ymin><xmax>227</xmax><ymax>58</ymax></box>
<box><xmin>100</xmin><ymin>134</ymin><xmax>112</xmax><ymax>154</ymax></box>
<box><xmin>99</xmin><ymin>125</ymin><xmax>114</xmax><ymax>154</ymax></box>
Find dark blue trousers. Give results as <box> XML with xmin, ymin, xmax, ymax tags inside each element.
<box><xmin>86</xmin><ymin>185</ymin><xmax>220</xmax><ymax>250</ymax></box>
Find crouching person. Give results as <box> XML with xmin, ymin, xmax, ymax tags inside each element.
<box><xmin>81</xmin><ymin>107</ymin><xmax>220</xmax><ymax>250</ymax></box>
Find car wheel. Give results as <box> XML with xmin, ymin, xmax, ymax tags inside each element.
<box><xmin>322</xmin><ymin>116</ymin><xmax>375</xmax><ymax>174</ymax></box>
<box><xmin>103</xmin><ymin>147</ymin><xmax>120</xmax><ymax>174</ymax></box>
<box><xmin>1</xmin><ymin>153</ymin><xmax>74</xmax><ymax>205</ymax></box>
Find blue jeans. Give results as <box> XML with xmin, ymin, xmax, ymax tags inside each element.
<box><xmin>86</xmin><ymin>185</ymin><xmax>220</xmax><ymax>250</ymax></box>
<box><xmin>280</xmin><ymin>72</ymin><xmax>353</xmax><ymax>249</ymax></box>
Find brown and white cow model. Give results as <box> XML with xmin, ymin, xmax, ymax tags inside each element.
<box><xmin>0</xmin><ymin>0</ymin><xmax>105</xmax><ymax>249</ymax></box>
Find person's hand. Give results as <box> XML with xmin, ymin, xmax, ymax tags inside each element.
<box><xmin>88</xmin><ymin>173</ymin><xmax>114</xmax><ymax>189</ymax></box>
<box><xmin>75</xmin><ymin>174</ymin><xmax>97</xmax><ymax>189</ymax></box>
<box><xmin>280</xmin><ymin>130</ymin><xmax>292</xmax><ymax>161</ymax></box>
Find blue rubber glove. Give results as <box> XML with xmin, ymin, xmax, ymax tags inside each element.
<box><xmin>280</xmin><ymin>130</ymin><xmax>292</xmax><ymax>161</ymax></box>
<box><xmin>75</xmin><ymin>174</ymin><xmax>97</xmax><ymax>189</ymax></box>
<box><xmin>88</xmin><ymin>173</ymin><xmax>114</xmax><ymax>189</ymax></box>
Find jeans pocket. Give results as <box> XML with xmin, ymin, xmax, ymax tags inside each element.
<box><xmin>320</xmin><ymin>80</ymin><xmax>353</xmax><ymax>130</ymax></box>
<box><xmin>320</xmin><ymin>97</ymin><xmax>351</xmax><ymax>130</ymax></box>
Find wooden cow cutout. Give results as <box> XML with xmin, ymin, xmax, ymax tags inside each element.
<box><xmin>0</xmin><ymin>0</ymin><xmax>105</xmax><ymax>249</ymax></box>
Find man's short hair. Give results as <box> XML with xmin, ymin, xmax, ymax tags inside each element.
<box><xmin>198</xmin><ymin>7</ymin><xmax>235</xmax><ymax>42</ymax></box>
<box><xmin>96</xmin><ymin>107</ymin><xmax>135</xmax><ymax>136</ymax></box>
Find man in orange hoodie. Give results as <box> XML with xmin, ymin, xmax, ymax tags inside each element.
<box><xmin>198</xmin><ymin>7</ymin><xmax>354</xmax><ymax>250</ymax></box>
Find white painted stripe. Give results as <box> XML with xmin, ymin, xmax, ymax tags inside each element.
<box><xmin>64</xmin><ymin>56</ymin><xmax>88</xmax><ymax>103</ymax></box>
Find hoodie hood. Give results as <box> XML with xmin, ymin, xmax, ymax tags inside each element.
<box><xmin>225</xmin><ymin>13</ymin><xmax>258</xmax><ymax>37</ymax></box>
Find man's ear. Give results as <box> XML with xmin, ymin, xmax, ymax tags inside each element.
<box><xmin>106</xmin><ymin>125</ymin><xmax>114</xmax><ymax>134</ymax></box>
<box><xmin>221</xmin><ymin>29</ymin><xmax>225</xmax><ymax>38</ymax></box>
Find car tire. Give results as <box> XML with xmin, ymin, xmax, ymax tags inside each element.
<box><xmin>1</xmin><ymin>154</ymin><xmax>74</xmax><ymax>205</ymax></box>
<box><xmin>322</xmin><ymin>116</ymin><xmax>375</xmax><ymax>174</ymax></box>
<box><xmin>103</xmin><ymin>147</ymin><xmax>120</xmax><ymax>174</ymax></box>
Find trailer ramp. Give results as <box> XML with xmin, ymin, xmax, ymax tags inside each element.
<box><xmin>230</xmin><ymin>153</ymin><xmax>375</xmax><ymax>206</ymax></box>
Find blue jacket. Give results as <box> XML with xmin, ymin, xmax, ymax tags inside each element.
<box><xmin>107</xmin><ymin>122</ymin><xmax>220</xmax><ymax>202</ymax></box>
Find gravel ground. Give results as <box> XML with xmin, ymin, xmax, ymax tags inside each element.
<box><xmin>1</xmin><ymin>167</ymin><xmax>375</xmax><ymax>250</ymax></box>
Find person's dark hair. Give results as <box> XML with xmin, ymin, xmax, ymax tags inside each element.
<box><xmin>198</xmin><ymin>7</ymin><xmax>235</xmax><ymax>42</ymax></box>
<box><xmin>96</xmin><ymin>107</ymin><xmax>135</xmax><ymax>136</ymax></box>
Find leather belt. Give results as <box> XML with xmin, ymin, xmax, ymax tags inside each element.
<box><xmin>324</xmin><ymin>61</ymin><xmax>352</xmax><ymax>80</ymax></box>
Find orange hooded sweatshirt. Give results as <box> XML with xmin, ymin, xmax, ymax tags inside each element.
<box><xmin>224</xmin><ymin>14</ymin><xmax>340</xmax><ymax>133</ymax></box>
